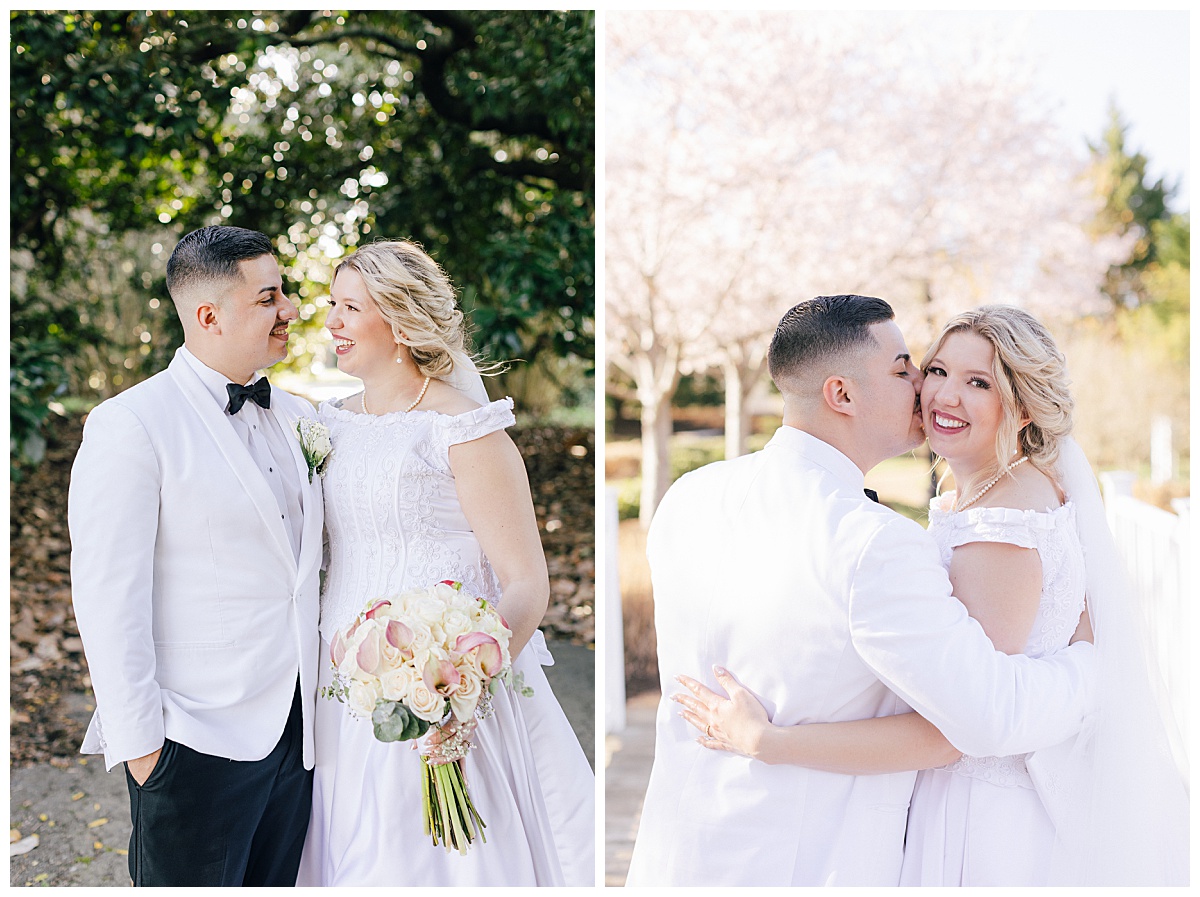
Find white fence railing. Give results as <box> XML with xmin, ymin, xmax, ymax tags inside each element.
<box><xmin>1100</xmin><ymin>473</ymin><xmax>1191</xmax><ymax>750</ymax></box>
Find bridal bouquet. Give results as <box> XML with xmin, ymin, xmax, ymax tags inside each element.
<box><xmin>322</xmin><ymin>580</ymin><xmax>526</xmax><ymax>853</ymax></box>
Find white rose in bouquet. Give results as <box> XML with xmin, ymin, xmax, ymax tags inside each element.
<box><xmin>407</xmin><ymin>677</ymin><xmax>447</xmax><ymax>722</ymax></box>
<box><xmin>348</xmin><ymin>677</ymin><xmax>383</xmax><ymax>717</ymax></box>
<box><xmin>379</xmin><ymin>662</ymin><xmax>420</xmax><ymax>703</ymax></box>
<box><xmin>449</xmin><ymin>663</ymin><xmax>485</xmax><ymax>722</ymax></box>
<box><xmin>438</xmin><ymin>608</ymin><xmax>473</xmax><ymax>642</ymax></box>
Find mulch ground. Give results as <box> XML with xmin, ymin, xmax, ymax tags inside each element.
<box><xmin>9</xmin><ymin>411</ymin><xmax>594</xmax><ymax>768</ymax></box>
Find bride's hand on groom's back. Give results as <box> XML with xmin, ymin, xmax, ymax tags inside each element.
<box><xmin>672</xmin><ymin>667</ymin><xmax>772</xmax><ymax>761</ymax></box>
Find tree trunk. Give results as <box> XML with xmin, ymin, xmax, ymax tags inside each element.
<box><xmin>638</xmin><ymin>390</ymin><xmax>674</xmax><ymax>529</ymax></box>
<box><xmin>722</xmin><ymin>358</ymin><xmax>753</xmax><ymax>461</ymax></box>
<box><xmin>722</xmin><ymin>344</ymin><xmax>769</xmax><ymax>460</ymax></box>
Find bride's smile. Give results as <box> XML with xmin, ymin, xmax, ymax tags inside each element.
<box><xmin>920</xmin><ymin>330</ymin><xmax>1004</xmax><ymax>475</ymax></box>
<box><xmin>930</xmin><ymin>411</ymin><xmax>967</xmax><ymax>431</ymax></box>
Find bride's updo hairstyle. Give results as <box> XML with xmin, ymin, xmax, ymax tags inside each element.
<box><xmin>332</xmin><ymin>240</ymin><xmax>468</xmax><ymax>379</ymax></box>
<box><xmin>922</xmin><ymin>305</ymin><xmax>1074</xmax><ymax>475</ymax></box>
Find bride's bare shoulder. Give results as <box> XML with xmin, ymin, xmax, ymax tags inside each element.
<box><xmin>979</xmin><ymin>460</ymin><xmax>1063</xmax><ymax>513</ymax></box>
<box><xmin>418</xmin><ymin>378</ymin><xmax>482</xmax><ymax>416</ymax></box>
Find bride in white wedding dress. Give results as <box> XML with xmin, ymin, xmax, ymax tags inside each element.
<box><xmin>676</xmin><ymin>306</ymin><xmax>1187</xmax><ymax>886</ymax></box>
<box><xmin>295</xmin><ymin>241</ymin><xmax>594</xmax><ymax>886</ymax></box>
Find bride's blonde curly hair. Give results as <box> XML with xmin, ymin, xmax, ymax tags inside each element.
<box><xmin>922</xmin><ymin>305</ymin><xmax>1074</xmax><ymax>476</ymax></box>
<box><xmin>332</xmin><ymin>240</ymin><xmax>469</xmax><ymax>379</ymax></box>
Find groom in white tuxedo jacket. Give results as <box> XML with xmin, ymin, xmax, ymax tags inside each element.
<box><xmin>69</xmin><ymin>226</ymin><xmax>324</xmax><ymax>886</ymax></box>
<box><xmin>625</xmin><ymin>296</ymin><xmax>1095</xmax><ymax>886</ymax></box>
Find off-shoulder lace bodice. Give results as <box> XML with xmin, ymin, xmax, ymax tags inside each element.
<box><xmin>316</xmin><ymin>397</ymin><xmax>516</xmax><ymax>642</ymax></box>
<box><xmin>928</xmin><ymin>495</ymin><xmax>1087</xmax><ymax>788</ymax></box>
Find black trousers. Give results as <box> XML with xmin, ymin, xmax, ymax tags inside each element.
<box><xmin>124</xmin><ymin>682</ymin><xmax>312</xmax><ymax>887</ymax></box>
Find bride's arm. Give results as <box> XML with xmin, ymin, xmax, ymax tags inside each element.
<box><xmin>674</xmin><ymin>669</ymin><xmax>961</xmax><ymax>773</ymax></box>
<box><xmin>450</xmin><ymin>430</ymin><xmax>549</xmax><ymax>660</ymax></box>
<box><xmin>676</xmin><ymin>541</ymin><xmax>1047</xmax><ymax>773</ymax></box>
<box><xmin>947</xmin><ymin>541</ymin><xmax>1042</xmax><ymax>655</ymax></box>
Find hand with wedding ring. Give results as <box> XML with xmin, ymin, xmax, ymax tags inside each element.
<box><xmin>671</xmin><ymin>666</ymin><xmax>774</xmax><ymax>761</ymax></box>
<box><xmin>424</xmin><ymin>716</ymin><xmax>478</xmax><ymax>767</ymax></box>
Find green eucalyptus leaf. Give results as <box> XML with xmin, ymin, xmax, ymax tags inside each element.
<box><xmin>371</xmin><ymin>699</ymin><xmax>430</xmax><ymax>742</ymax></box>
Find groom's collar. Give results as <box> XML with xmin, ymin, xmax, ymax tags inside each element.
<box><xmin>176</xmin><ymin>346</ymin><xmax>265</xmax><ymax>411</ymax></box>
<box><xmin>766</xmin><ymin>426</ymin><xmax>866</xmax><ymax>492</ymax></box>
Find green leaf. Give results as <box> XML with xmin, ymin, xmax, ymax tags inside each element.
<box><xmin>371</xmin><ymin>699</ymin><xmax>430</xmax><ymax>742</ymax></box>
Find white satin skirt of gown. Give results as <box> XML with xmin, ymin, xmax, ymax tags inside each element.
<box><xmin>296</xmin><ymin>632</ymin><xmax>595</xmax><ymax>886</ymax></box>
<box><xmin>900</xmin><ymin>766</ymin><xmax>1053</xmax><ymax>886</ymax></box>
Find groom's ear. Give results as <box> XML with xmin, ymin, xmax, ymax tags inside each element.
<box><xmin>195</xmin><ymin>300</ymin><xmax>222</xmax><ymax>335</ymax></box>
<box><xmin>822</xmin><ymin>375</ymin><xmax>855</xmax><ymax>417</ymax></box>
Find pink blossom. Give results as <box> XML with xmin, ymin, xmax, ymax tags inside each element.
<box><xmin>364</xmin><ymin>599</ymin><xmax>392</xmax><ymax>620</ymax></box>
<box><xmin>356</xmin><ymin>627</ymin><xmax>383</xmax><ymax>676</ymax></box>
<box><xmin>455</xmin><ymin>631</ymin><xmax>503</xmax><ymax>677</ymax></box>
<box><xmin>385</xmin><ymin>619</ymin><xmax>415</xmax><ymax>660</ymax></box>
<box><xmin>423</xmin><ymin>658</ymin><xmax>462</xmax><ymax>696</ymax></box>
<box><xmin>331</xmin><ymin>630</ymin><xmax>348</xmax><ymax>668</ymax></box>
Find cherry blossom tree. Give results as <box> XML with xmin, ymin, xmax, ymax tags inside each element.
<box><xmin>607</xmin><ymin>13</ymin><xmax>879</xmax><ymax>520</ymax></box>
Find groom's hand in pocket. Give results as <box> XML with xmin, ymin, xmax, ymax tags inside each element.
<box><xmin>126</xmin><ymin>747</ymin><xmax>163</xmax><ymax>786</ymax></box>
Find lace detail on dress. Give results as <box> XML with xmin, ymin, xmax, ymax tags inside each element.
<box><xmin>929</xmin><ymin>496</ymin><xmax>1087</xmax><ymax>788</ymax></box>
<box><xmin>315</xmin><ymin>398</ymin><xmax>515</xmax><ymax>642</ymax></box>
<box><xmin>945</xmin><ymin>753</ymin><xmax>1035</xmax><ymax>789</ymax></box>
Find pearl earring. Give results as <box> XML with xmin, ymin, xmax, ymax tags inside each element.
<box><xmin>395</xmin><ymin>356</ymin><xmax>404</xmax><ymax>365</ymax></box>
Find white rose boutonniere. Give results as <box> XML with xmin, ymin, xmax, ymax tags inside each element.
<box><xmin>296</xmin><ymin>418</ymin><xmax>333</xmax><ymax>483</ymax></box>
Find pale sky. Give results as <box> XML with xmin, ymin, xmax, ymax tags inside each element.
<box><xmin>931</xmin><ymin>10</ymin><xmax>1190</xmax><ymax>212</ymax></box>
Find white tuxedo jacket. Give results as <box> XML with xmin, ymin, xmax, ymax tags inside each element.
<box><xmin>625</xmin><ymin>426</ymin><xmax>1094</xmax><ymax>887</ymax></box>
<box><xmin>68</xmin><ymin>349</ymin><xmax>324</xmax><ymax>771</ymax></box>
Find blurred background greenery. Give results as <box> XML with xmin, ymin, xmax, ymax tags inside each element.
<box><xmin>11</xmin><ymin>10</ymin><xmax>595</xmax><ymax>473</ymax></box>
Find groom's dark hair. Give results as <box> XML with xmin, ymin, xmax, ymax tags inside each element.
<box><xmin>166</xmin><ymin>225</ymin><xmax>275</xmax><ymax>303</ymax></box>
<box><xmin>768</xmin><ymin>295</ymin><xmax>895</xmax><ymax>388</ymax></box>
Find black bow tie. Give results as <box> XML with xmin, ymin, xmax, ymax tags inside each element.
<box><xmin>864</xmin><ymin>488</ymin><xmax>880</xmax><ymax>503</ymax></box>
<box><xmin>226</xmin><ymin>379</ymin><xmax>271</xmax><ymax>414</ymax></box>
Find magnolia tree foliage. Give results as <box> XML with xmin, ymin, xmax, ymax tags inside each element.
<box><xmin>607</xmin><ymin>12</ymin><xmax>1125</xmax><ymax>523</ymax></box>
<box><xmin>11</xmin><ymin>10</ymin><xmax>594</xmax><ymax>467</ymax></box>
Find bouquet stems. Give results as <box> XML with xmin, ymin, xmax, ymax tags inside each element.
<box><xmin>420</xmin><ymin>754</ymin><xmax>487</xmax><ymax>854</ymax></box>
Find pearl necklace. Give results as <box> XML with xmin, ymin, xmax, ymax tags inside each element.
<box><xmin>955</xmin><ymin>455</ymin><xmax>1028</xmax><ymax>512</ymax></box>
<box><xmin>362</xmin><ymin>376</ymin><xmax>431</xmax><ymax>416</ymax></box>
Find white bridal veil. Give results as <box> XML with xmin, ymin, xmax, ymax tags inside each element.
<box><xmin>1027</xmin><ymin>436</ymin><xmax>1189</xmax><ymax>885</ymax></box>
<box><xmin>443</xmin><ymin>349</ymin><xmax>491</xmax><ymax>406</ymax></box>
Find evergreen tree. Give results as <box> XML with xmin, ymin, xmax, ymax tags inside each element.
<box><xmin>1087</xmin><ymin>101</ymin><xmax>1177</xmax><ymax>309</ymax></box>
